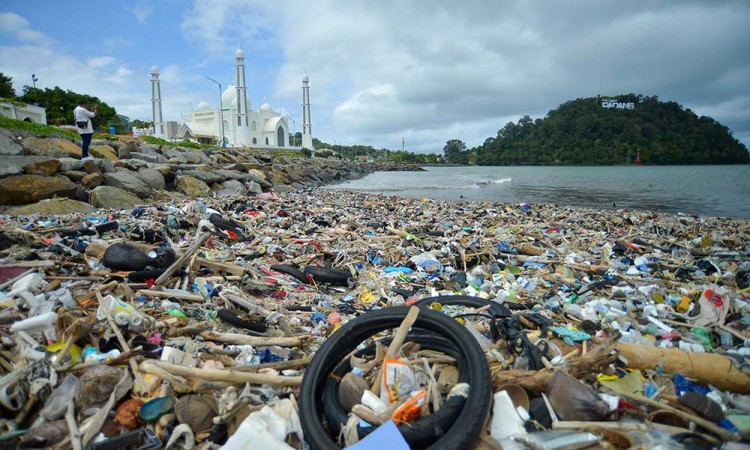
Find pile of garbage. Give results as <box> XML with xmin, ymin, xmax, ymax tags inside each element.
<box><xmin>0</xmin><ymin>189</ymin><xmax>749</xmax><ymax>449</ymax></box>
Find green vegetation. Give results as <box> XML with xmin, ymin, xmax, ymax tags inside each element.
<box><xmin>0</xmin><ymin>73</ymin><xmax>15</xmax><ymax>98</ymax></box>
<box><xmin>312</xmin><ymin>138</ymin><xmax>441</xmax><ymax>163</ymax></box>
<box><xmin>142</xmin><ymin>135</ymin><xmax>208</xmax><ymax>149</ymax></box>
<box><xmin>466</xmin><ymin>94</ymin><xmax>750</xmax><ymax>165</ymax></box>
<box><xmin>17</xmin><ymin>85</ymin><xmax>118</xmax><ymax>130</ymax></box>
<box><xmin>0</xmin><ymin>115</ymin><xmax>80</xmax><ymax>141</ymax></box>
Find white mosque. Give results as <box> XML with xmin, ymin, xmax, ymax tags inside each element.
<box><xmin>149</xmin><ymin>48</ymin><xmax>313</xmax><ymax>149</ymax></box>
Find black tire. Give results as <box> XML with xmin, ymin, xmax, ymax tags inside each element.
<box><xmin>303</xmin><ymin>266</ymin><xmax>351</xmax><ymax>286</ymax></box>
<box><xmin>323</xmin><ymin>334</ymin><xmax>468</xmax><ymax>447</ymax></box>
<box><xmin>217</xmin><ymin>309</ymin><xmax>267</xmax><ymax>334</ymax></box>
<box><xmin>270</xmin><ymin>264</ymin><xmax>309</xmax><ymax>284</ymax></box>
<box><xmin>299</xmin><ymin>306</ymin><xmax>491</xmax><ymax>450</ymax></box>
<box><xmin>415</xmin><ymin>295</ymin><xmax>511</xmax><ymax>318</ymax></box>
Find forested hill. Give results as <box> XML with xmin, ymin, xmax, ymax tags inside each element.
<box><xmin>474</xmin><ymin>94</ymin><xmax>750</xmax><ymax>165</ymax></box>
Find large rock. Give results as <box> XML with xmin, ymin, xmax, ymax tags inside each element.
<box><xmin>90</xmin><ymin>186</ymin><xmax>142</xmax><ymax>210</ymax></box>
<box><xmin>21</xmin><ymin>137</ymin><xmax>81</xmax><ymax>158</ymax></box>
<box><xmin>0</xmin><ymin>130</ymin><xmax>23</xmax><ymax>156</ymax></box>
<box><xmin>81</xmin><ymin>173</ymin><xmax>103</xmax><ymax>188</ymax></box>
<box><xmin>136</xmin><ymin>168</ymin><xmax>165</xmax><ymax>190</ymax></box>
<box><xmin>1</xmin><ymin>156</ymin><xmax>56</xmax><ymax>177</ymax></box>
<box><xmin>247</xmin><ymin>181</ymin><xmax>263</xmax><ymax>195</ymax></box>
<box><xmin>118</xmin><ymin>141</ymin><xmax>136</xmax><ymax>159</ymax></box>
<box><xmin>214</xmin><ymin>179</ymin><xmax>247</xmax><ymax>197</ymax></box>
<box><xmin>89</xmin><ymin>145</ymin><xmax>119</xmax><ymax>161</ymax></box>
<box><xmin>161</xmin><ymin>148</ymin><xmax>188</xmax><ymax>163</ymax></box>
<box><xmin>11</xmin><ymin>198</ymin><xmax>95</xmax><ymax>216</ymax></box>
<box><xmin>175</xmin><ymin>176</ymin><xmax>211</xmax><ymax>198</ymax></box>
<box><xmin>179</xmin><ymin>169</ymin><xmax>225</xmax><ymax>185</ymax></box>
<box><xmin>116</xmin><ymin>159</ymin><xmax>148</xmax><ymax>171</ymax></box>
<box><xmin>273</xmin><ymin>184</ymin><xmax>295</xmax><ymax>193</ymax></box>
<box><xmin>129</xmin><ymin>152</ymin><xmax>168</xmax><ymax>163</ymax></box>
<box><xmin>103</xmin><ymin>171</ymin><xmax>152</xmax><ymax>198</ymax></box>
<box><xmin>0</xmin><ymin>175</ymin><xmax>77</xmax><ymax>205</ymax></box>
<box><xmin>62</xmin><ymin>170</ymin><xmax>86</xmax><ymax>182</ymax></box>
<box><xmin>23</xmin><ymin>160</ymin><xmax>61</xmax><ymax>176</ymax></box>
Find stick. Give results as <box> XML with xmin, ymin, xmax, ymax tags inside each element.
<box><xmin>372</xmin><ymin>306</ymin><xmax>420</xmax><ymax>395</ymax></box>
<box><xmin>65</xmin><ymin>401</ymin><xmax>83</xmax><ymax>450</ymax></box>
<box><xmin>614</xmin><ymin>391</ymin><xmax>737</xmax><ymax>442</ymax></box>
<box><xmin>139</xmin><ymin>360</ymin><xmax>302</xmax><ymax>387</ymax></box>
<box><xmin>200</xmin><ymin>330</ymin><xmax>308</xmax><ymax>347</ymax></box>
<box><xmin>352</xmin><ymin>404</ymin><xmax>387</xmax><ymax>425</ymax></box>
<box><xmin>551</xmin><ymin>421</ymin><xmax>721</xmax><ymax>447</ymax></box>
<box><xmin>154</xmin><ymin>231</ymin><xmax>211</xmax><ymax>286</ymax></box>
<box><xmin>61</xmin><ymin>346</ymin><xmax>143</xmax><ymax>372</ymax></box>
<box><xmin>231</xmin><ymin>357</ymin><xmax>311</xmax><ymax>373</ymax></box>
<box><xmin>96</xmin><ymin>292</ymin><xmax>146</xmax><ymax>394</ymax></box>
<box><xmin>136</xmin><ymin>289</ymin><xmax>204</xmax><ymax>302</ymax></box>
<box><xmin>224</xmin><ymin>293</ymin><xmax>295</xmax><ymax>337</ymax></box>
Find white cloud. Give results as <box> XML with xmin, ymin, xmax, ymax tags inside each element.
<box><xmin>87</xmin><ymin>56</ymin><xmax>118</xmax><ymax>68</ymax></box>
<box><xmin>131</xmin><ymin>1</ymin><xmax>153</xmax><ymax>24</ymax></box>
<box><xmin>0</xmin><ymin>12</ymin><xmax>53</xmax><ymax>45</ymax></box>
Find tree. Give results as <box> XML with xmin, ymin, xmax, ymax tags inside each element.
<box><xmin>18</xmin><ymin>86</ymin><xmax>117</xmax><ymax>129</ymax></box>
<box><xmin>443</xmin><ymin>139</ymin><xmax>468</xmax><ymax>164</ymax></box>
<box><xmin>131</xmin><ymin>119</ymin><xmax>153</xmax><ymax>129</ymax></box>
<box><xmin>0</xmin><ymin>73</ymin><xmax>15</xmax><ymax>98</ymax></box>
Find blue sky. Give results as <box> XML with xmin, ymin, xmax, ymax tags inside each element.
<box><xmin>2</xmin><ymin>0</ymin><xmax>749</xmax><ymax>152</ymax></box>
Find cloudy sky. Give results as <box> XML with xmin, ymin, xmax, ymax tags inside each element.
<box><xmin>1</xmin><ymin>0</ymin><xmax>749</xmax><ymax>152</ymax></box>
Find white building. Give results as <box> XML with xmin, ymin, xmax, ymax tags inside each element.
<box><xmin>0</xmin><ymin>102</ymin><xmax>47</xmax><ymax>124</ymax></box>
<box><xmin>153</xmin><ymin>48</ymin><xmax>313</xmax><ymax>149</ymax></box>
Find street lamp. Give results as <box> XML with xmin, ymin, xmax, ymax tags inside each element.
<box><xmin>31</xmin><ymin>74</ymin><xmax>38</xmax><ymax>88</ymax></box>
<box><xmin>206</xmin><ymin>77</ymin><xmax>225</xmax><ymax>147</ymax></box>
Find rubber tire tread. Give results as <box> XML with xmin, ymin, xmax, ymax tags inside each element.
<box><xmin>303</xmin><ymin>266</ymin><xmax>351</xmax><ymax>286</ymax></box>
<box><xmin>415</xmin><ymin>294</ymin><xmax>511</xmax><ymax>318</ymax></box>
<box><xmin>299</xmin><ymin>306</ymin><xmax>491</xmax><ymax>450</ymax></box>
<box><xmin>270</xmin><ymin>264</ymin><xmax>309</xmax><ymax>284</ymax></box>
<box><xmin>322</xmin><ymin>334</ymin><xmax>466</xmax><ymax>444</ymax></box>
<box><xmin>217</xmin><ymin>309</ymin><xmax>267</xmax><ymax>333</ymax></box>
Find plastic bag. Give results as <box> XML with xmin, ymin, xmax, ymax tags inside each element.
<box><xmin>380</xmin><ymin>359</ymin><xmax>417</xmax><ymax>404</ymax></box>
<box><xmin>102</xmin><ymin>243</ymin><xmax>174</xmax><ymax>271</ymax></box>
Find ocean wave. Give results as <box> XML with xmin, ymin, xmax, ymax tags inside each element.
<box><xmin>476</xmin><ymin>177</ymin><xmax>512</xmax><ymax>186</ymax></box>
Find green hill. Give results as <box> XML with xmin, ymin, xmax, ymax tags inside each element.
<box><xmin>474</xmin><ymin>94</ymin><xmax>750</xmax><ymax>165</ymax></box>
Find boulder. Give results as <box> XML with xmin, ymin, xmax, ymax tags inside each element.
<box><xmin>148</xmin><ymin>164</ymin><xmax>172</xmax><ymax>177</ymax></box>
<box><xmin>90</xmin><ymin>186</ymin><xmax>142</xmax><ymax>210</ymax></box>
<box><xmin>136</xmin><ymin>168</ymin><xmax>165</xmax><ymax>190</ymax></box>
<box><xmin>273</xmin><ymin>184</ymin><xmax>295</xmax><ymax>193</ymax></box>
<box><xmin>116</xmin><ymin>159</ymin><xmax>148</xmax><ymax>171</ymax></box>
<box><xmin>214</xmin><ymin>180</ymin><xmax>247</xmax><ymax>197</ymax></box>
<box><xmin>175</xmin><ymin>176</ymin><xmax>211</xmax><ymax>198</ymax></box>
<box><xmin>62</xmin><ymin>171</ymin><xmax>86</xmax><ymax>182</ymax></box>
<box><xmin>103</xmin><ymin>171</ymin><xmax>152</xmax><ymax>198</ymax></box>
<box><xmin>11</xmin><ymin>198</ymin><xmax>95</xmax><ymax>216</ymax></box>
<box><xmin>247</xmin><ymin>181</ymin><xmax>263</xmax><ymax>195</ymax></box>
<box><xmin>0</xmin><ymin>175</ymin><xmax>77</xmax><ymax>205</ymax></box>
<box><xmin>129</xmin><ymin>152</ymin><xmax>168</xmax><ymax>163</ymax></box>
<box><xmin>179</xmin><ymin>169</ymin><xmax>225</xmax><ymax>185</ymax></box>
<box><xmin>0</xmin><ymin>156</ymin><xmax>54</xmax><ymax>177</ymax></box>
<box><xmin>81</xmin><ymin>173</ymin><xmax>104</xmax><ymax>188</ymax></box>
<box><xmin>89</xmin><ymin>145</ymin><xmax>119</xmax><ymax>161</ymax></box>
<box><xmin>21</xmin><ymin>137</ymin><xmax>81</xmax><ymax>158</ymax></box>
<box><xmin>23</xmin><ymin>160</ymin><xmax>61</xmax><ymax>176</ymax></box>
<box><xmin>0</xmin><ymin>130</ymin><xmax>23</xmax><ymax>156</ymax></box>
<box><xmin>118</xmin><ymin>141</ymin><xmax>136</xmax><ymax>159</ymax></box>
<box><xmin>161</xmin><ymin>148</ymin><xmax>188</xmax><ymax>163</ymax></box>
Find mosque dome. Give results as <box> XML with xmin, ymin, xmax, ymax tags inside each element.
<box><xmin>196</xmin><ymin>100</ymin><xmax>211</xmax><ymax>111</ymax></box>
<box><xmin>221</xmin><ymin>85</ymin><xmax>236</xmax><ymax>108</ymax></box>
<box><xmin>230</xmin><ymin>98</ymin><xmax>237</xmax><ymax>108</ymax></box>
<box><xmin>302</xmin><ymin>74</ymin><xmax>309</xmax><ymax>83</ymax></box>
<box><xmin>260</xmin><ymin>103</ymin><xmax>273</xmax><ymax>112</ymax></box>
<box><xmin>235</xmin><ymin>48</ymin><xmax>245</xmax><ymax>58</ymax></box>
<box><xmin>150</xmin><ymin>66</ymin><xmax>159</xmax><ymax>75</ymax></box>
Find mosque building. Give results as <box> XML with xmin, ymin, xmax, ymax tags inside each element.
<box><xmin>150</xmin><ymin>48</ymin><xmax>313</xmax><ymax>149</ymax></box>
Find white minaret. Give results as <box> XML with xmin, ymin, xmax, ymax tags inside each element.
<box><xmin>301</xmin><ymin>74</ymin><xmax>313</xmax><ymax>149</ymax></box>
<box><xmin>150</xmin><ymin>66</ymin><xmax>165</xmax><ymax>138</ymax></box>
<box><xmin>234</xmin><ymin>48</ymin><xmax>251</xmax><ymax>145</ymax></box>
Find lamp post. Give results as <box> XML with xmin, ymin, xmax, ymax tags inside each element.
<box><xmin>289</xmin><ymin>117</ymin><xmax>296</xmax><ymax>147</ymax></box>
<box><xmin>206</xmin><ymin>77</ymin><xmax>225</xmax><ymax>147</ymax></box>
<box><xmin>31</xmin><ymin>74</ymin><xmax>38</xmax><ymax>88</ymax></box>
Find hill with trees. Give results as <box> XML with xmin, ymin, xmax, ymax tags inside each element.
<box><xmin>459</xmin><ymin>94</ymin><xmax>749</xmax><ymax>165</ymax></box>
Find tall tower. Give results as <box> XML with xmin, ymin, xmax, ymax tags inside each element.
<box><xmin>150</xmin><ymin>66</ymin><xmax>165</xmax><ymax>138</ymax></box>
<box><xmin>234</xmin><ymin>48</ymin><xmax>250</xmax><ymax>145</ymax></box>
<box><xmin>301</xmin><ymin>74</ymin><xmax>313</xmax><ymax>149</ymax></box>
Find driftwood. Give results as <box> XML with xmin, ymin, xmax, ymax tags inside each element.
<box><xmin>223</xmin><ymin>293</ymin><xmax>295</xmax><ymax>337</ymax></box>
<box><xmin>139</xmin><ymin>360</ymin><xmax>302</xmax><ymax>387</ymax></box>
<box><xmin>372</xmin><ymin>306</ymin><xmax>420</xmax><ymax>395</ymax></box>
<box><xmin>199</xmin><ymin>330</ymin><xmax>309</xmax><ymax>347</ymax></box>
<box><xmin>615</xmin><ymin>342</ymin><xmax>750</xmax><ymax>394</ymax></box>
<box><xmin>154</xmin><ymin>231</ymin><xmax>211</xmax><ymax>285</ymax></box>
<box><xmin>231</xmin><ymin>357</ymin><xmax>311</xmax><ymax>373</ymax></box>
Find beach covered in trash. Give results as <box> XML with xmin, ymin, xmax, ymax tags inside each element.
<box><xmin>1</xmin><ymin>188</ymin><xmax>749</xmax><ymax>449</ymax></box>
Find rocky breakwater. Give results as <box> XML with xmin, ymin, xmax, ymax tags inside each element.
<box><xmin>0</xmin><ymin>127</ymin><xmax>387</xmax><ymax>215</ymax></box>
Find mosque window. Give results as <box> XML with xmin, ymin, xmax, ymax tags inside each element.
<box><xmin>265</xmin><ymin>137</ymin><xmax>269</xmax><ymax>145</ymax></box>
<box><xmin>252</xmin><ymin>138</ymin><xmax>257</xmax><ymax>144</ymax></box>
<box><xmin>277</xmin><ymin>127</ymin><xmax>285</xmax><ymax>147</ymax></box>
<box><xmin>252</xmin><ymin>121</ymin><xmax>257</xmax><ymax>131</ymax></box>
<box><xmin>237</xmin><ymin>117</ymin><xmax>241</xmax><ymax>126</ymax></box>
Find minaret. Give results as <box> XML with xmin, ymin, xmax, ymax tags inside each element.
<box><xmin>234</xmin><ymin>48</ymin><xmax>250</xmax><ymax>145</ymax></box>
<box><xmin>150</xmin><ymin>66</ymin><xmax>165</xmax><ymax>138</ymax></box>
<box><xmin>301</xmin><ymin>74</ymin><xmax>313</xmax><ymax>149</ymax></box>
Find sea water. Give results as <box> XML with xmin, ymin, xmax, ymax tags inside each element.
<box><xmin>328</xmin><ymin>165</ymin><xmax>750</xmax><ymax>219</ymax></box>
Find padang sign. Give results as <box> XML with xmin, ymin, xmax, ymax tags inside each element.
<box><xmin>602</xmin><ymin>99</ymin><xmax>635</xmax><ymax>109</ymax></box>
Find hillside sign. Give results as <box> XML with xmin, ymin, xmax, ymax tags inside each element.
<box><xmin>602</xmin><ymin>99</ymin><xmax>635</xmax><ymax>109</ymax></box>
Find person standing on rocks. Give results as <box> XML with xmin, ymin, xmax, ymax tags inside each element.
<box><xmin>74</xmin><ymin>101</ymin><xmax>97</xmax><ymax>160</ymax></box>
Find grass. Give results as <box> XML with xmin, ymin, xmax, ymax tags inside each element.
<box><xmin>0</xmin><ymin>115</ymin><xmax>80</xmax><ymax>141</ymax></box>
<box><xmin>142</xmin><ymin>136</ymin><xmax>211</xmax><ymax>149</ymax></box>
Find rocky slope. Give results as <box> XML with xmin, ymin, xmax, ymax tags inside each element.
<box><xmin>0</xmin><ymin>128</ymin><xmax>420</xmax><ymax>215</ymax></box>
